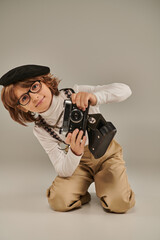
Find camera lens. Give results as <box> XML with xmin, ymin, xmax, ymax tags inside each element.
<box><xmin>70</xmin><ymin>109</ymin><xmax>83</xmax><ymax>123</ymax></box>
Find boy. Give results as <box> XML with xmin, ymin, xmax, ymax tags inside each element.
<box><xmin>0</xmin><ymin>64</ymin><xmax>135</xmax><ymax>212</ymax></box>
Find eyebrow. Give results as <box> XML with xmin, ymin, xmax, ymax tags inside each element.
<box><xmin>18</xmin><ymin>81</ymin><xmax>35</xmax><ymax>88</ymax></box>
<box><xmin>15</xmin><ymin>85</ymin><xmax>30</xmax><ymax>100</ymax></box>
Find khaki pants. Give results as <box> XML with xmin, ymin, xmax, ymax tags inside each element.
<box><xmin>46</xmin><ymin>139</ymin><xmax>135</xmax><ymax>213</ymax></box>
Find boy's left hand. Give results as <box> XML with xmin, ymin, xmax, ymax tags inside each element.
<box><xmin>71</xmin><ymin>92</ymin><xmax>97</xmax><ymax>111</ymax></box>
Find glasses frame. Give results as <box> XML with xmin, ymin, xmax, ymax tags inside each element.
<box><xmin>17</xmin><ymin>80</ymin><xmax>42</xmax><ymax>106</ymax></box>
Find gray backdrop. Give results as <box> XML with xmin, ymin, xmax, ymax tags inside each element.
<box><xmin>0</xmin><ymin>1</ymin><xmax>160</xmax><ymax>240</ymax></box>
<box><xmin>0</xmin><ymin>0</ymin><xmax>159</xmax><ymax>168</ymax></box>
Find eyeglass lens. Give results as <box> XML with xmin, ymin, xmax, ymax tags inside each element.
<box><xmin>19</xmin><ymin>81</ymin><xmax>41</xmax><ymax>106</ymax></box>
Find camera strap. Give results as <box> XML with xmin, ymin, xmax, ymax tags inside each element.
<box><xmin>35</xmin><ymin>88</ymin><xmax>75</xmax><ymax>145</ymax></box>
<box><xmin>37</xmin><ymin>115</ymin><xmax>66</xmax><ymax>144</ymax></box>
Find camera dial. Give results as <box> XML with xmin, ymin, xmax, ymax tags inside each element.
<box><xmin>70</xmin><ymin>109</ymin><xmax>83</xmax><ymax>123</ymax></box>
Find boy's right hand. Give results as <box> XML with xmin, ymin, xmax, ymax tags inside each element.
<box><xmin>65</xmin><ymin>129</ymin><xmax>86</xmax><ymax>156</ymax></box>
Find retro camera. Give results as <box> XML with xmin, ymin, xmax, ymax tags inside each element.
<box><xmin>59</xmin><ymin>98</ymin><xmax>117</xmax><ymax>158</ymax></box>
<box><xmin>59</xmin><ymin>99</ymin><xmax>89</xmax><ymax>136</ymax></box>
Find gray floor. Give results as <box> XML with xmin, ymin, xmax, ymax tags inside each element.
<box><xmin>0</xmin><ymin>162</ymin><xmax>160</xmax><ymax>240</ymax></box>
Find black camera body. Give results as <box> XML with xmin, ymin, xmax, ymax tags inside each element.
<box><xmin>60</xmin><ymin>99</ymin><xmax>89</xmax><ymax>136</ymax></box>
<box><xmin>59</xmin><ymin>97</ymin><xmax>117</xmax><ymax>159</ymax></box>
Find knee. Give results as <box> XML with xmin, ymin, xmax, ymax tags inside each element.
<box><xmin>46</xmin><ymin>187</ymin><xmax>81</xmax><ymax>212</ymax></box>
<box><xmin>101</xmin><ymin>190</ymin><xmax>135</xmax><ymax>213</ymax></box>
<box><xmin>47</xmin><ymin>191</ymin><xmax>66</xmax><ymax>212</ymax></box>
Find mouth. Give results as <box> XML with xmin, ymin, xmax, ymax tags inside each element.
<box><xmin>35</xmin><ymin>96</ymin><xmax>45</xmax><ymax>107</ymax></box>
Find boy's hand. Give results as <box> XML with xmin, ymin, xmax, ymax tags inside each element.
<box><xmin>71</xmin><ymin>92</ymin><xmax>97</xmax><ymax>111</ymax></box>
<box><xmin>65</xmin><ymin>129</ymin><xmax>86</xmax><ymax>156</ymax></box>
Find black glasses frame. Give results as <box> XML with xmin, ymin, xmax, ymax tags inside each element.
<box><xmin>17</xmin><ymin>80</ymin><xmax>42</xmax><ymax>106</ymax></box>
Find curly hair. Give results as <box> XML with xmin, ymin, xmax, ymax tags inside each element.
<box><xmin>1</xmin><ymin>73</ymin><xmax>60</xmax><ymax>126</ymax></box>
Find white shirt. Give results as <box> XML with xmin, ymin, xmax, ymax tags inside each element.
<box><xmin>33</xmin><ymin>83</ymin><xmax>132</xmax><ymax>177</ymax></box>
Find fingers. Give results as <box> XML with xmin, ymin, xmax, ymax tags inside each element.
<box><xmin>65</xmin><ymin>129</ymin><xmax>86</xmax><ymax>156</ymax></box>
<box><xmin>80</xmin><ymin>134</ymin><xmax>86</xmax><ymax>148</ymax></box>
<box><xmin>71</xmin><ymin>129</ymin><xmax>79</xmax><ymax>143</ymax></box>
<box><xmin>65</xmin><ymin>129</ymin><xmax>79</xmax><ymax>145</ymax></box>
<box><xmin>76</xmin><ymin>129</ymin><xmax>84</xmax><ymax>143</ymax></box>
<box><xmin>71</xmin><ymin>92</ymin><xmax>89</xmax><ymax>111</ymax></box>
<box><xmin>72</xmin><ymin>92</ymin><xmax>97</xmax><ymax>109</ymax></box>
<box><xmin>65</xmin><ymin>132</ymin><xmax>72</xmax><ymax>145</ymax></box>
<box><xmin>71</xmin><ymin>93</ymin><xmax>76</xmax><ymax>103</ymax></box>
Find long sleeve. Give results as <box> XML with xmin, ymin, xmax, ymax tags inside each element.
<box><xmin>73</xmin><ymin>83</ymin><xmax>132</xmax><ymax>105</ymax></box>
<box><xmin>33</xmin><ymin>126</ymin><xmax>82</xmax><ymax>177</ymax></box>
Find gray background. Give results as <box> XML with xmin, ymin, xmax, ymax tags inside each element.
<box><xmin>0</xmin><ymin>0</ymin><xmax>160</xmax><ymax>240</ymax></box>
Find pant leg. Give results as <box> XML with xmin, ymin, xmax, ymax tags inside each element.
<box><xmin>46</xmin><ymin>162</ymin><xmax>93</xmax><ymax>212</ymax></box>
<box><xmin>94</xmin><ymin>139</ymin><xmax>135</xmax><ymax>213</ymax></box>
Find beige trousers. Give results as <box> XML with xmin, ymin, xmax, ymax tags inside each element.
<box><xmin>46</xmin><ymin>139</ymin><xmax>135</xmax><ymax>213</ymax></box>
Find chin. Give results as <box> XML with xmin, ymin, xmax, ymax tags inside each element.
<box><xmin>38</xmin><ymin>104</ymin><xmax>50</xmax><ymax>113</ymax></box>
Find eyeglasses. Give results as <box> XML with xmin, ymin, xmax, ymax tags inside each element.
<box><xmin>17</xmin><ymin>80</ymin><xmax>42</xmax><ymax>106</ymax></box>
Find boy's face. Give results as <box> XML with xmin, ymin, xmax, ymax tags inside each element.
<box><xmin>14</xmin><ymin>81</ymin><xmax>53</xmax><ymax>113</ymax></box>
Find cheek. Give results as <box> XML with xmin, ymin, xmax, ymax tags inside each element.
<box><xmin>45</xmin><ymin>88</ymin><xmax>52</xmax><ymax>100</ymax></box>
<box><xmin>17</xmin><ymin>105</ymin><xmax>29</xmax><ymax>113</ymax></box>
<box><xmin>21</xmin><ymin>100</ymin><xmax>37</xmax><ymax>112</ymax></box>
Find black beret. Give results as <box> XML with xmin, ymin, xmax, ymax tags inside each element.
<box><xmin>0</xmin><ymin>64</ymin><xmax>50</xmax><ymax>86</ymax></box>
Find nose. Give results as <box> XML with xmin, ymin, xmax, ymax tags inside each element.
<box><xmin>29</xmin><ymin>92</ymin><xmax>39</xmax><ymax>102</ymax></box>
